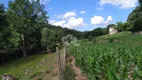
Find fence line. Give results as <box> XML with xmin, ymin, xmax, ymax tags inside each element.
<box><xmin>56</xmin><ymin>44</ymin><xmax>68</xmax><ymax>80</ymax></box>
<box><xmin>56</xmin><ymin>47</ymin><xmax>64</xmax><ymax>80</ymax></box>
<box><xmin>63</xmin><ymin>44</ymin><xmax>67</xmax><ymax>71</ymax></box>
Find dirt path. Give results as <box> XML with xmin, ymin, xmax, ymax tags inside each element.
<box><xmin>42</xmin><ymin>51</ymin><xmax>65</xmax><ymax>80</ymax></box>
<box><xmin>68</xmin><ymin>56</ymin><xmax>88</xmax><ymax>80</ymax></box>
<box><xmin>40</xmin><ymin>51</ymin><xmax>88</xmax><ymax>80</ymax></box>
<box><xmin>42</xmin><ymin>53</ymin><xmax>59</xmax><ymax>80</ymax></box>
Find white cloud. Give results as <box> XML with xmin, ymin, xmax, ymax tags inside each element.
<box><xmin>104</xmin><ymin>16</ymin><xmax>113</xmax><ymax>25</ymax></box>
<box><xmin>107</xmin><ymin>16</ymin><xmax>112</xmax><ymax>22</ymax></box>
<box><xmin>50</xmin><ymin>11</ymin><xmax>86</xmax><ymax>29</ymax></box>
<box><xmin>91</xmin><ymin>15</ymin><xmax>113</xmax><ymax>25</ymax></box>
<box><xmin>96</xmin><ymin>7</ymin><xmax>103</xmax><ymax>11</ymax></box>
<box><xmin>91</xmin><ymin>16</ymin><xmax>104</xmax><ymax>25</ymax></box>
<box><xmin>56</xmin><ymin>11</ymin><xmax>76</xmax><ymax>19</ymax></box>
<box><xmin>99</xmin><ymin>0</ymin><xmax>138</xmax><ymax>9</ymax></box>
<box><xmin>63</xmin><ymin>11</ymin><xmax>76</xmax><ymax>19</ymax></box>
<box><xmin>52</xmin><ymin>20</ymin><xmax>66</xmax><ymax>27</ymax></box>
<box><xmin>49</xmin><ymin>20</ymin><xmax>56</xmax><ymax>24</ymax></box>
<box><xmin>80</xmin><ymin>11</ymin><xmax>86</xmax><ymax>14</ymax></box>
<box><xmin>63</xmin><ymin>17</ymin><xmax>85</xmax><ymax>29</ymax></box>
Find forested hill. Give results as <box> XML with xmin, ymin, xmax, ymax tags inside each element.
<box><xmin>0</xmin><ymin>0</ymin><xmax>108</xmax><ymax>64</ymax></box>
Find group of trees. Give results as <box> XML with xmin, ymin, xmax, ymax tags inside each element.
<box><xmin>127</xmin><ymin>0</ymin><xmax>142</xmax><ymax>32</ymax></box>
<box><xmin>82</xmin><ymin>28</ymin><xmax>108</xmax><ymax>40</ymax></box>
<box><xmin>116</xmin><ymin>0</ymin><xmax>142</xmax><ymax>32</ymax></box>
<box><xmin>1</xmin><ymin>0</ymin><xmax>107</xmax><ymax>64</ymax></box>
<box><xmin>0</xmin><ymin>0</ymin><xmax>49</xmax><ymax>63</ymax></box>
<box><xmin>116</xmin><ymin>22</ymin><xmax>130</xmax><ymax>32</ymax></box>
<box><xmin>107</xmin><ymin>0</ymin><xmax>142</xmax><ymax>32</ymax></box>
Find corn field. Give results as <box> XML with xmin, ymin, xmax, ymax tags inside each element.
<box><xmin>69</xmin><ymin>34</ymin><xmax>142</xmax><ymax>80</ymax></box>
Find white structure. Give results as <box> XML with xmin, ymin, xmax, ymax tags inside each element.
<box><xmin>109</xmin><ymin>26</ymin><xmax>118</xmax><ymax>35</ymax></box>
<box><xmin>140</xmin><ymin>31</ymin><xmax>142</xmax><ymax>34</ymax></box>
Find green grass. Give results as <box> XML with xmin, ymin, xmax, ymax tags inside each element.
<box><xmin>69</xmin><ymin>33</ymin><xmax>142</xmax><ymax>80</ymax></box>
<box><xmin>0</xmin><ymin>52</ymin><xmax>56</xmax><ymax>80</ymax></box>
<box><xmin>96</xmin><ymin>31</ymin><xmax>132</xmax><ymax>43</ymax></box>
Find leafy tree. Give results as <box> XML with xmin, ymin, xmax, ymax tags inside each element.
<box><xmin>41</xmin><ymin>27</ymin><xmax>59</xmax><ymax>52</ymax></box>
<box><xmin>7</xmin><ymin>0</ymin><xmax>48</xmax><ymax>57</ymax></box>
<box><xmin>116</xmin><ymin>22</ymin><xmax>123</xmax><ymax>31</ymax></box>
<box><xmin>116</xmin><ymin>22</ymin><xmax>130</xmax><ymax>31</ymax></box>
<box><xmin>0</xmin><ymin>4</ymin><xmax>19</xmax><ymax>53</ymax></box>
<box><xmin>0</xmin><ymin>4</ymin><xmax>20</xmax><ymax>63</ymax></box>
<box><xmin>122</xmin><ymin>22</ymin><xmax>130</xmax><ymax>31</ymax></box>
<box><xmin>127</xmin><ymin>0</ymin><xmax>142</xmax><ymax>32</ymax></box>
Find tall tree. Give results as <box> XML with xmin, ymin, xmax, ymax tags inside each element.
<box><xmin>0</xmin><ymin>4</ymin><xmax>7</xmax><ymax>53</ymax></box>
<box><xmin>127</xmin><ymin>0</ymin><xmax>142</xmax><ymax>32</ymax></box>
<box><xmin>139</xmin><ymin>0</ymin><xmax>142</xmax><ymax>9</ymax></box>
<box><xmin>0</xmin><ymin>4</ymin><xmax>20</xmax><ymax>63</ymax></box>
<box><xmin>116</xmin><ymin>22</ymin><xmax>130</xmax><ymax>31</ymax></box>
<box><xmin>7</xmin><ymin>0</ymin><xmax>48</xmax><ymax>57</ymax></box>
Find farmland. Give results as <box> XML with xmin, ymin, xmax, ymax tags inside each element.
<box><xmin>69</xmin><ymin>32</ymin><xmax>142</xmax><ymax>80</ymax></box>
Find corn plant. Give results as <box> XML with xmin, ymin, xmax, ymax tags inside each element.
<box><xmin>69</xmin><ymin>34</ymin><xmax>142</xmax><ymax>80</ymax></box>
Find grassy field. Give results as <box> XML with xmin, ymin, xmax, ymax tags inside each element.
<box><xmin>69</xmin><ymin>32</ymin><xmax>142</xmax><ymax>80</ymax></box>
<box><xmin>0</xmin><ymin>52</ymin><xmax>58</xmax><ymax>80</ymax></box>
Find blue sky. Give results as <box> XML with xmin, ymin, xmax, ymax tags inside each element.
<box><xmin>0</xmin><ymin>0</ymin><xmax>138</xmax><ymax>31</ymax></box>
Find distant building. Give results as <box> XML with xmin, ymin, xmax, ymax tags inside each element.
<box><xmin>108</xmin><ymin>24</ymin><xmax>118</xmax><ymax>35</ymax></box>
<box><xmin>135</xmin><ymin>31</ymin><xmax>142</xmax><ymax>34</ymax></box>
<box><xmin>140</xmin><ymin>31</ymin><xmax>142</xmax><ymax>34</ymax></box>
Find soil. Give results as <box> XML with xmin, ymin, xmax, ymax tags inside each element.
<box><xmin>68</xmin><ymin>56</ymin><xmax>88</xmax><ymax>80</ymax></box>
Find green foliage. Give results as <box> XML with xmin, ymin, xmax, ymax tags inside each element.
<box><xmin>69</xmin><ymin>34</ymin><xmax>142</xmax><ymax>80</ymax></box>
<box><xmin>96</xmin><ymin>31</ymin><xmax>132</xmax><ymax>43</ymax></box>
<box><xmin>41</xmin><ymin>27</ymin><xmax>66</xmax><ymax>52</ymax></box>
<box><xmin>7</xmin><ymin>0</ymin><xmax>48</xmax><ymax>57</ymax></box>
<box><xmin>127</xmin><ymin>1</ymin><xmax>142</xmax><ymax>32</ymax></box>
<box><xmin>107</xmin><ymin>24</ymin><xmax>117</xmax><ymax>28</ymax></box>
<box><xmin>0</xmin><ymin>4</ymin><xmax>20</xmax><ymax>54</ymax></box>
<box><xmin>41</xmin><ymin>27</ymin><xmax>57</xmax><ymax>52</ymax></box>
<box><xmin>82</xmin><ymin>28</ymin><xmax>108</xmax><ymax>40</ymax></box>
<box><xmin>116</xmin><ymin>22</ymin><xmax>131</xmax><ymax>31</ymax></box>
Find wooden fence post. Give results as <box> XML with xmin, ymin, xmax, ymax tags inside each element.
<box><xmin>63</xmin><ymin>44</ymin><xmax>67</xmax><ymax>71</ymax></box>
<box><xmin>56</xmin><ymin>47</ymin><xmax>64</xmax><ymax>80</ymax></box>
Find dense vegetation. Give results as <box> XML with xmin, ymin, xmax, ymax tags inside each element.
<box><xmin>69</xmin><ymin>32</ymin><xmax>142</xmax><ymax>80</ymax></box>
<box><xmin>0</xmin><ymin>0</ymin><xmax>108</xmax><ymax>64</ymax></box>
<box><xmin>127</xmin><ymin>0</ymin><xmax>142</xmax><ymax>31</ymax></box>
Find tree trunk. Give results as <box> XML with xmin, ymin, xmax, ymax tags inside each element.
<box><xmin>22</xmin><ymin>34</ymin><xmax>26</xmax><ymax>57</ymax></box>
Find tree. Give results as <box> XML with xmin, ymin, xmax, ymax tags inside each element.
<box><xmin>116</xmin><ymin>22</ymin><xmax>130</xmax><ymax>31</ymax></box>
<box><xmin>139</xmin><ymin>0</ymin><xmax>142</xmax><ymax>9</ymax></box>
<box><xmin>0</xmin><ymin>4</ymin><xmax>20</xmax><ymax>63</ymax></box>
<box><xmin>116</xmin><ymin>22</ymin><xmax>123</xmax><ymax>31</ymax></box>
<box><xmin>122</xmin><ymin>22</ymin><xmax>130</xmax><ymax>31</ymax></box>
<box><xmin>7</xmin><ymin>0</ymin><xmax>48</xmax><ymax>57</ymax></box>
<box><xmin>41</xmin><ymin>27</ymin><xmax>59</xmax><ymax>52</ymax></box>
<box><xmin>127</xmin><ymin>1</ymin><xmax>142</xmax><ymax>32</ymax></box>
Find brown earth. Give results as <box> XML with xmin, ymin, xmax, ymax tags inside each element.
<box><xmin>67</xmin><ymin>56</ymin><xmax>88</xmax><ymax>80</ymax></box>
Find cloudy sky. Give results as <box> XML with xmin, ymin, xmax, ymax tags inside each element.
<box><xmin>0</xmin><ymin>0</ymin><xmax>139</xmax><ymax>31</ymax></box>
